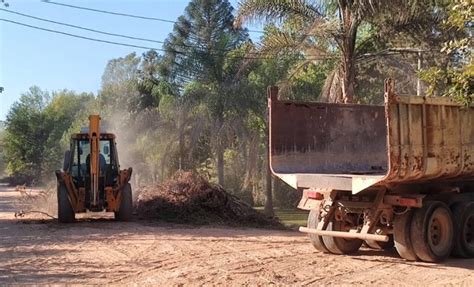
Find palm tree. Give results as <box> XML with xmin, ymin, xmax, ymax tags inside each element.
<box><xmin>235</xmin><ymin>0</ymin><xmax>428</xmax><ymax>103</ymax></box>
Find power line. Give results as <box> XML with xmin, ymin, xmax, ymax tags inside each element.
<box><xmin>0</xmin><ymin>18</ymin><xmax>260</xmax><ymax>59</ymax></box>
<box><xmin>0</xmin><ymin>18</ymin><xmax>163</xmax><ymax>50</ymax></box>
<box><xmin>0</xmin><ymin>8</ymin><xmax>249</xmax><ymax>53</ymax></box>
<box><xmin>0</xmin><ymin>18</ymin><xmax>335</xmax><ymax>61</ymax></box>
<box><xmin>42</xmin><ymin>0</ymin><xmax>175</xmax><ymax>23</ymax></box>
<box><xmin>0</xmin><ymin>17</ymin><xmax>251</xmax><ymax>57</ymax></box>
<box><xmin>40</xmin><ymin>0</ymin><xmax>265</xmax><ymax>34</ymax></box>
<box><xmin>0</xmin><ymin>8</ymin><xmax>165</xmax><ymax>44</ymax></box>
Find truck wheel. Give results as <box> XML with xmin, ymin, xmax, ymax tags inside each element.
<box><xmin>366</xmin><ymin>234</ymin><xmax>394</xmax><ymax>250</ymax></box>
<box><xmin>307</xmin><ymin>209</ymin><xmax>329</xmax><ymax>253</ymax></box>
<box><xmin>57</xmin><ymin>184</ymin><xmax>75</xmax><ymax>223</ymax></box>
<box><xmin>410</xmin><ymin>201</ymin><xmax>454</xmax><ymax>262</ymax></box>
<box><xmin>452</xmin><ymin>202</ymin><xmax>474</xmax><ymax>258</ymax></box>
<box><xmin>322</xmin><ymin>219</ymin><xmax>362</xmax><ymax>254</ymax></box>
<box><xmin>115</xmin><ymin>183</ymin><xmax>133</xmax><ymax>221</ymax></box>
<box><xmin>393</xmin><ymin>210</ymin><xmax>417</xmax><ymax>261</ymax></box>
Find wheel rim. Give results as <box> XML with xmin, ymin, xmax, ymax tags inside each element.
<box><xmin>463</xmin><ymin>214</ymin><xmax>474</xmax><ymax>249</ymax></box>
<box><xmin>429</xmin><ymin>218</ymin><xmax>442</xmax><ymax>246</ymax></box>
<box><xmin>427</xmin><ymin>208</ymin><xmax>452</xmax><ymax>255</ymax></box>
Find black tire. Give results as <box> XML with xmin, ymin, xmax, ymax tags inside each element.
<box><xmin>322</xmin><ymin>219</ymin><xmax>363</xmax><ymax>255</ymax></box>
<box><xmin>410</xmin><ymin>201</ymin><xmax>454</xmax><ymax>262</ymax></box>
<box><xmin>115</xmin><ymin>183</ymin><xmax>133</xmax><ymax>221</ymax></box>
<box><xmin>393</xmin><ymin>210</ymin><xmax>417</xmax><ymax>261</ymax></box>
<box><xmin>452</xmin><ymin>202</ymin><xmax>474</xmax><ymax>258</ymax></box>
<box><xmin>57</xmin><ymin>184</ymin><xmax>75</xmax><ymax>223</ymax></box>
<box><xmin>366</xmin><ymin>234</ymin><xmax>394</xmax><ymax>250</ymax></box>
<box><xmin>307</xmin><ymin>209</ymin><xmax>330</xmax><ymax>253</ymax></box>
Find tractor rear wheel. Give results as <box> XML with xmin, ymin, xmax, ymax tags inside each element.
<box><xmin>410</xmin><ymin>201</ymin><xmax>454</xmax><ymax>262</ymax></box>
<box><xmin>57</xmin><ymin>184</ymin><xmax>75</xmax><ymax>223</ymax></box>
<box><xmin>452</xmin><ymin>202</ymin><xmax>474</xmax><ymax>258</ymax></box>
<box><xmin>115</xmin><ymin>183</ymin><xmax>133</xmax><ymax>221</ymax></box>
<box><xmin>393</xmin><ymin>210</ymin><xmax>417</xmax><ymax>261</ymax></box>
<box><xmin>307</xmin><ymin>208</ymin><xmax>330</xmax><ymax>253</ymax></box>
<box><xmin>322</xmin><ymin>218</ymin><xmax>362</xmax><ymax>254</ymax></box>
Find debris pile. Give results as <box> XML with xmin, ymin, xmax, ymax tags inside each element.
<box><xmin>15</xmin><ymin>184</ymin><xmax>57</xmax><ymax>220</ymax></box>
<box><xmin>136</xmin><ymin>171</ymin><xmax>281</xmax><ymax>227</ymax></box>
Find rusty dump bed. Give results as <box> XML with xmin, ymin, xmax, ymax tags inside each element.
<box><xmin>268</xmin><ymin>80</ymin><xmax>474</xmax><ymax>194</ymax></box>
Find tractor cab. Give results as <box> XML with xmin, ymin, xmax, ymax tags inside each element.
<box><xmin>65</xmin><ymin>132</ymin><xmax>120</xmax><ymax>211</ymax></box>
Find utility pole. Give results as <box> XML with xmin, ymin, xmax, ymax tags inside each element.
<box><xmin>417</xmin><ymin>50</ymin><xmax>423</xmax><ymax>97</ymax></box>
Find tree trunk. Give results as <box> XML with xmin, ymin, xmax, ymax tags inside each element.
<box><xmin>264</xmin><ymin>131</ymin><xmax>274</xmax><ymax>217</ymax></box>
<box><xmin>178</xmin><ymin>108</ymin><xmax>185</xmax><ymax>170</ymax></box>
<box><xmin>338</xmin><ymin>2</ymin><xmax>358</xmax><ymax>103</ymax></box>
<box><xmin>242</xmin><ymin>132</ymin><xmax>259</xmax><ymax>191</ymax></box>
<box><xmin>216</xmin><ymin>115</ymin><xmax>225</xmax><ymax>186</ymax></box>
<box><xmin>216</xmin><ymin>143</ymin><xmax>224</xmax><ymax>186</ymax></box>
<box><xmin>341</xmin><ymin>55</ymin><xmax>356</xmax><ymax>103</ymax></box>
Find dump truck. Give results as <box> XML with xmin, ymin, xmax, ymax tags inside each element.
<box><xmin>268</xmin><ymin>79</ymin><xmax>474</xmax><ymax>262</ymax></box>
<box><xmin>55</xmin><ymin>115</ymin><xmax>133</xmax><ymax>223</ymax></box>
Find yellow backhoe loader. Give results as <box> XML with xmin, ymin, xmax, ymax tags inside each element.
<box><xmin>55</xmin><ymin>115</ymin><xmax>133</xmax><ymax>223</ymax></box>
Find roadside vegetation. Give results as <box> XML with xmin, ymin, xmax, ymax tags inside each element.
<box><xmin>0</xmin><ymin>0</ymin><xmax>471</xmax><ymax>216</ymax></box>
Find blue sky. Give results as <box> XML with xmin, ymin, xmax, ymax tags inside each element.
<box><xmin>0</xmin><ymin>0</ymin><xmax>262</xmax><ymax>121</ymax></box>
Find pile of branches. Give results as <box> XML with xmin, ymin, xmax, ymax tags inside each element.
<box><xmin>136</xmin><ymin>171</ymin><xmax>281</xmax><ymax>227</ymax></box>
<box><xmin>15</xmin><ymin>183</ymin><xmax>57</xmax><ymax>219</ymax></box>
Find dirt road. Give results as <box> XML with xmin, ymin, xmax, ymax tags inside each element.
<box><xmin>0</xmin><ymin>186</ymin><xmax>473</xmax><ymax>286</ymax></box>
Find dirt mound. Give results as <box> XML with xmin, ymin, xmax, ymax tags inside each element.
<box><xmin>136</xmin><ymin>171</ymin><xmax>282</xmax><ymax>227</ymax></box>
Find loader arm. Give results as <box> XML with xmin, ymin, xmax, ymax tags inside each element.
<box><xmin>89</xmin><ymin>115</ymin><xmax>100</xmax><ymax>207</ymax></box>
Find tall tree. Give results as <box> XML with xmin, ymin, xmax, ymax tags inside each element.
<box><xmin>4</xmin><ymin>87</ymin><xmax>50</xmax><ymax>183</ymax></box>
<box><xmin>235</xmin><ymin>0</ymin><xmax>432</xmax><ymax>103</ymax></box>
<box><xmin>420</xmin><ymin>0</ymin><xmax>473</xmax><ymax>105</ymax></box>
<box><xmin>4</xmin><ymin>87</ymin><xmax>94</xmax><ymax>184</ymax></box>
<box><xmin>161</xmin><ymin>0</ymin><xmax>249</xmax><ymax>186</ymax></box>
<box><xmin>98</xmin><ymin>53</ymin><xmax>141</xmax><ymax>116</ymax></box>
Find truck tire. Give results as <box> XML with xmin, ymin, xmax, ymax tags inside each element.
<box><xmin>57</xmin><ymin>184</ymin><xmax>75</xmax><ymax>223</ymax></box>
<box><xmin>452</xmin><ymin>202</ymin><xmax>474</xmax><ymax>258</ymax></box>
<box><xmin>322</xmin><ymin>219</ymin><xmax>362</xmax><ymax>254</ymax></box>
<box><xmin>410</xmin><ymin>201</ymin><xmax>454</xmax><ymax>262</ymax></box>
<box><xmin>115</xmin><ymin>183</ymin><xmax>133</xmax><ymax>221</ymax></box>
<box><xmin>307</xmin><ymin>209</ymin><xmax>329</xmax><ymax>253</ymax></box>
<box><xmin>393</xmin><ymin>210</ymin><xmax>417</xmax><ymax>261</ymax></box>
<box><xmin>366</xmin><ymin>235</ymin><xmax>394</xmax><ymax>250</ymax></box>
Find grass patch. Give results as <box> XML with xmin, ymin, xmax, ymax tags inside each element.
<box><xmin>255</xmin><ymin>207</ymin><xmax>308</xmax><ymax>227</ymax></box>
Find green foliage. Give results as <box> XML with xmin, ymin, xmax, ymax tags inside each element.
<box><xmin>3</xmin><ymin>0</ymin><xmax>466</xmax><ymax>212</ymax></box>
<box><xmin>43</xmin><ymin>91</ymin><xmax>95</xmax><ymax>174</ymax></box>
<box><xmin>162</xmin><ymin>0</ymin><xmax>248</xmax><ymax>84</ymax></box>
<box><xmin>419</xmin><ymin>0</ymin><xmax>473</xmax><ymax>105</ymax></box>
<box><xmin>4</xmin><ymin>87</ymin><xmax>50</xmax><ymax>183</ymax></box>
<box><xmin>98</xmin><ymin>52</ymin><xmax>141</xmax><ymax>115</ymax></box>
<box><xmin>236</xmin><ymin>0</ymin><xmax>432</xmax><ymax>103</ymax></box>
<box><xmin>4</xmin><ymin>87</ymin><xmax>95</xmax><ymax>184</ymax></box>
<box><xmin>160</xmin><ymin>0</ymin><xmax>252</xmax><ymax>185</ymax></box>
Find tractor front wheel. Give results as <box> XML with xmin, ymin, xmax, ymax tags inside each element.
<box><xmin>57</xmin><ymin>184</ymin><xmax>75</xmax><ymax>223</ymax></box>
<box><xmin>115</xmin><ymin>183</ymin><xmax>133</xmax><ymax>221</ymax></box>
